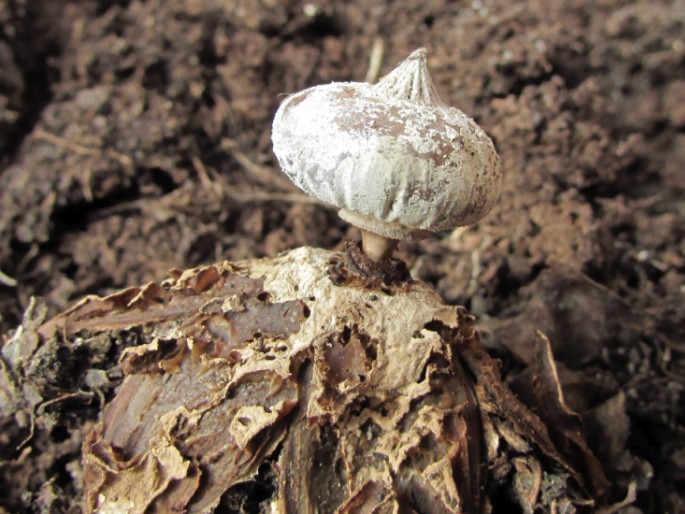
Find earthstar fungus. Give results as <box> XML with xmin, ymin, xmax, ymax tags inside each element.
<box><xmin>0</xmin><ymin>42</ymin><xmax>614</xmax><ymax>514</ymax></box>
<box><xmin>272</xmin><ymin>48</ymin><xmax>502</xmax><ymax>261</ymax></box>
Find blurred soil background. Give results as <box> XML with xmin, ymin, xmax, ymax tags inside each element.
<box><xmin>0</xmin><ymin>0</ymin><xmax>684</xmax><ymax>512</ymax></box>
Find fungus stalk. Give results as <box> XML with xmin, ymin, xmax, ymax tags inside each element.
<box><xmin>360</xmin><ymin>230</ymin><xmax>398</xmax><ymax>262</ymax></box>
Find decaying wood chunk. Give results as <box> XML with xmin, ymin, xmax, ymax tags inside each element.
<box><xmin>38</xmin><ymin>247</ymin><xmax>605</xmax><ymax>513</ymax></box>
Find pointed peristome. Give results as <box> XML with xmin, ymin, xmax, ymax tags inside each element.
<box><xmin>374</xmin><ymin>48</ymin><xmax>443</xmax><ymax>106</ymax></box>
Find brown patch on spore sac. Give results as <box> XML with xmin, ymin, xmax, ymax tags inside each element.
<box><xmin>282</xmin><ymin>90</ymin><xmax>311</xmax><ymax>111</ymax></box>
<box><xmin>333</xmin><ymin>89</ymin><xmax>407</xmax><ymax>137</ymax></box>
<box><xmin>329</xmin><ymin>240</ymin><xmax>411</xmax><ymax>288</ymax></box>
<box><xmin>331</xmin><ymin>85</ymin><xmax>363</xmax><ymax>102</ymax></box>
<box><xmin>420</xmin><ymin>120</ymin><xmax>463</xmax><ymax>168</ymax></box>
<box><xmin>371</xmin><ymin>104</ymin><xmax>411</xmax><ymax>138</ymax></box>
<box><xmin>406</xmin><ymin>174</ymin><xmax>452</xmax><ymax>204</ymax></box>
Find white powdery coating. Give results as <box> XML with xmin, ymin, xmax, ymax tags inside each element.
<box><xmin>271</xmin><ymin>81</ymin><xmax>502</xmax><ymax>238</ymax></box>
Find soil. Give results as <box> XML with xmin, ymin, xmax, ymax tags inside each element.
<box><xmin>0</xmin><ymin>0</ymin><xmax>683</xmax><ymax>513</ymax></box>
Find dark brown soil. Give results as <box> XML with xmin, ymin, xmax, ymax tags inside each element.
<box><xmin>0</xmin><ymin>0</ymin><xmax>683</xmax><ymax>512</ymax></box>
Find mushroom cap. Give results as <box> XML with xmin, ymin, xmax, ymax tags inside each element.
<box><xmin>271</xmin><ymin>50</ymin><xmax>502</xmax><ymax>240</ymax></box>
